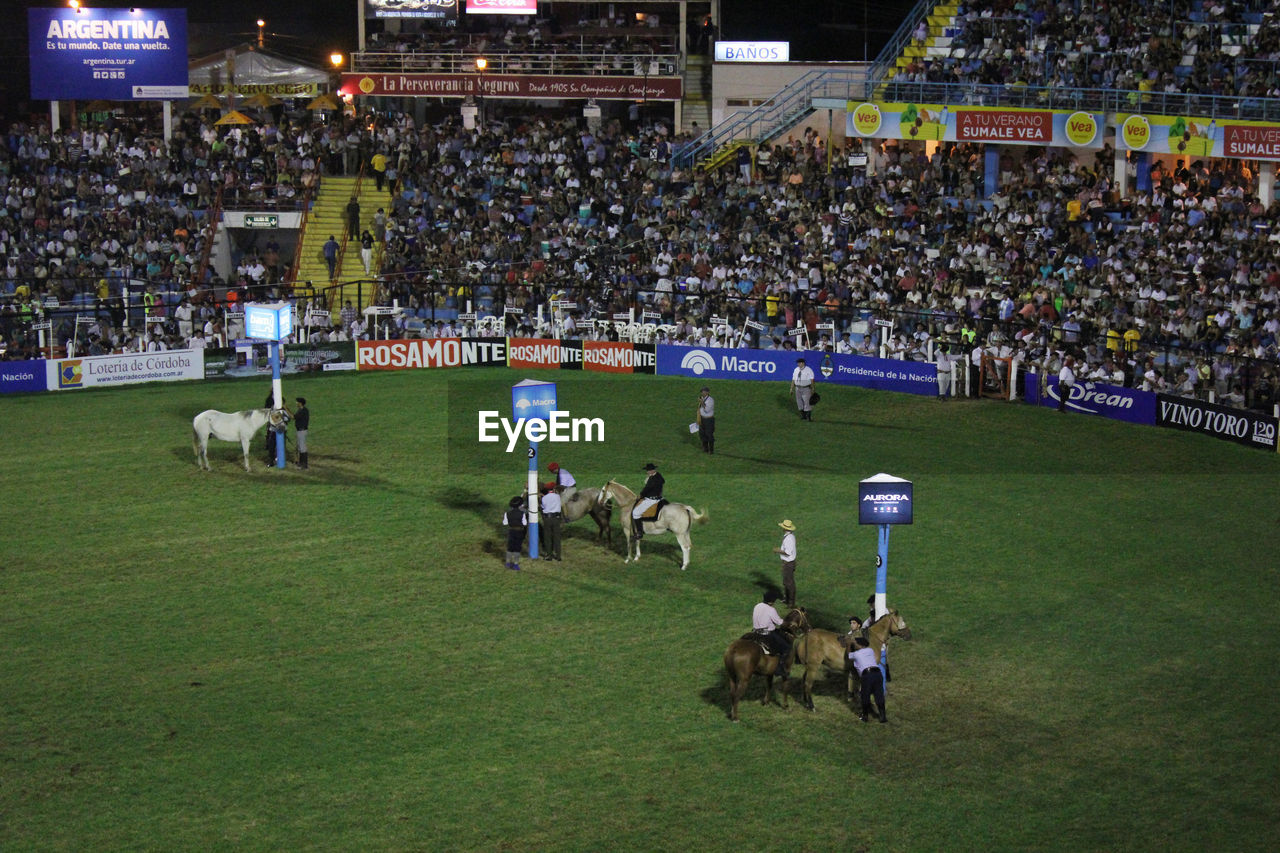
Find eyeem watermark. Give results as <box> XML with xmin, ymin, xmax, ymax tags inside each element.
<box><xmin>478</xmin><ymin>410</ymin><xmax>605</xmax><ymax>452</ymax></box>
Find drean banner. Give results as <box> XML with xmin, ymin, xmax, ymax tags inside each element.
<box><xmin>1156</xmin><ymin>393</ymin><xmax>1278</xmax><ymax>451</ymax></box>
<box><xmin>47</xmin><ymin>350</ymin><xmax>203</xmax><ymax>391</ymax></box>
<box><xmin>1023</xmin><ymin>374</ymin><xmax>1156</xmax><ymax>424</ymax></box>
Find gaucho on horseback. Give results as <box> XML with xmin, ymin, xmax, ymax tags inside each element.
<box><xmin>631</xmin><ymin>462</ymin><xmax>665</xmax><ymax>540</ymax></box>
<box><xmin>752</xmin><ymin>589</ymin><xmax>793</xmax><ymax>680</ymax></box>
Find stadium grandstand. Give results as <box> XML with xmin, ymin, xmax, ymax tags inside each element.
<box><xmin>3</xmin><ymin>0</ymin><xmax>1279</xmax><ymax>412</ymax></box>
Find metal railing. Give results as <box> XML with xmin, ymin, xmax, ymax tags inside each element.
<box><xmin>874</xmin><ymin>79</ymin><xmax>1280</xmax><ymax>121</ymax></box>
<box><xmin>866</xmin><ymin>0</ymin><xmax>934</xmax><ymax>84</ymax></box>
<box><xmin>674</xmin><ymin>68</ymin><xmax>868</xmax><ymax>168</ymax></box>
<box><xmin>352</xmin><ymin>51</ymin><xmax>680</xmax><ymax>77</ymax></box>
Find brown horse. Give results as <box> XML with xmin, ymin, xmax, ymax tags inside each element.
<box><xmin>722</xmin><ymin>608</ymin><xmax>812</xmax><ymax>722</ymax></box>
<box><xmin>793</xmin><ymin>609</ymin><xmax>911</xmax><ymax>712</ymax></box>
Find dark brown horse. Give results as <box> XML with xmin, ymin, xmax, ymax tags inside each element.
<box><xmin>722</xmin><ymin>608</ymin><xmax>812</xmax><ymax>722</ymax></box>
<box><xmin>792</xmin><ymin>609</ymin><xmax>911</xmax><ymax>712</ymax></box>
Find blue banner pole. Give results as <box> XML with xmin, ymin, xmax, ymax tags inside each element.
<box><xmin>527</xmin><ymin>442</ymin><xmax>540</xmax><ymax>559</ymax></box>
<box><xmin>270</xmin><ymin>341</ymin><xmax>285</xmax><ymax>468</ymax></box>
<box><xmin>875</xmin><ymin>523</ymin><xmax>889</xmax><ymax>621</ymax></box>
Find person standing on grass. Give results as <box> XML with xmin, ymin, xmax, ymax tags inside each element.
<box><xmin>293</xmin><ymin>397</ymin><xmax>310</xmax><ymax>469</ymax></box>
<box><xmin>1058</xmin><ymin>355</ymin><xmax>1076</xmax><ymax>412</ymax></box>
<box><xmin>773</xmin><ymin>519</ymin><xmax>798</xmax><ymax>607</ymax></box>
<box><xmin>503</xmin><ymin>496</ymin><xmax>527</xmax><ymax>571</ymax></box>
<box><xmin>790</xmin><ymin>357</ymin><xmax>816</xmax><ymax>420</ymax></box>
<box><xmin>540</xmin><ymin>482</ymin><xmax>563</xmax><ymax>561</ymax></box>
<box><xmin>850</xmin><ymin>636</ymin><xmax>888</xmax><ymax>723</ymax></box>
<box><xmin>697</xmin><ymin>386</ymin><xmax>715</xmax><ymax>454</ymax></box>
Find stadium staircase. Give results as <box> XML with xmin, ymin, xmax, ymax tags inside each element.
<box><xmin>873</xmin><ymin>0</ymin><xmax>960</xmax><ymax>98</ymax></box>
<box><xmin>682</xmin><ymin>53</ymin><xmax>711</xmax><ymax>133</ymax></box>
<box><xmin>673</xmin><ymin>68</ymin><xmax>867</xmax><ymax>170</ymax></box>
<box><xmin>295</xmin><ymin>175</ymin><xmax>385</xmax><ymax>318</ymax></box>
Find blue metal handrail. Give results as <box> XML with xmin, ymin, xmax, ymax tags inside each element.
<box><xmin>675</xmin><ymin>68</ymin><xmax>867</xmax><ymax>168</ymax></box>
<box><xmin>866</xmin><ymin>0</ymin><xmax>934</xmax><ymax>85</ymax></box>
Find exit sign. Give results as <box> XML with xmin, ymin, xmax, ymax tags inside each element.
<box><xmin>244</xmin><ymin>214</ymin><xmax>278</xmax><ymax>228</ymax></box>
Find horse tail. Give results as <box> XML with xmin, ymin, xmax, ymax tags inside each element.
<box><xmin>688</xmin><ymin>506</ymin><xmax>709</xmax><ymax>525</ymax></box>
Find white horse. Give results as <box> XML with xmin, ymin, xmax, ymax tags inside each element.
<box><xmin>193</xmin><ymin>408</ymin><xmax>289</xmax><ymax>472</ymax></box>
<box><xmin>601</xmin><ymin>479</ymin><xmax>708</xmax><ymax>571</ymax></box>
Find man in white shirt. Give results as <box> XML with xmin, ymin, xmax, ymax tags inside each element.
<box><xmin>790</xmin><ymin>357</ymin><xmax>816</xmax><ymax>420</ymax></box>
<box><xmin>1057</xmin><ymin>356</ymin><xmax>1076</xmax><ymax>412</ymax></box>
<box><xmin>540</xmin><ymin>483</ymin><xmax>563</xmax><ymax>561</ymax></box>
<box><xmin>849</xmin><ymin>636</ymin><xmax>887</xmax><ymax>723</ymax></box>
<box><xmin>773</xmin><ymin>519</ymin><xmax>798</xmax><ymax>607</ymax></box>
<box><xmin>751</xmin><ymin>589</ymin><xmax>792</xmax><ymax>681</ymax></box>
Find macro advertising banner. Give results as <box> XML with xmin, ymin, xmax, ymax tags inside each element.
<box><xmin>1023</xmin><ymin>374</ymin><xmax>1157</xmax><ymax>425</ymax></box>
<box><xmin>1117</xmin><ymin>113</ymin><xmax>1280</xmax><ymax>161</ymax></box>
<box><xmin>1155</xmin><ymin>393</ymin><xmax>1278</xmax><ymax>451</ymax></box>
<box><xmin>656</xmin><ymin>346</ymin><xmax>938</xmax><ymax>396</ymax></box>
<box><xmin>0</xmin><ymin>360</ymin><xmax>47</xmax><ymax>394</ymax></box>
<box><xmin>342</xmin><ymin>73</ymin><xmax>682</xmax><ymax>101</ymax></box>
<box><xmin>29</xmin><ymin>7</ymin><xmax>188</xmax><ymax>101</ymax></box>
<box><xmin>846</xmin><ymin>102</ymin><xmax>1105</xmax><ymax>149</ymax></box>
<box><xmin>46</xmin><ymin>349</ymin><xmax>203</xmax><ymax>391</ymax></box>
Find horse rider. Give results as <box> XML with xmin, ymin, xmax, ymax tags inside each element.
<box><xmin>752</xmin><ymin>589</ymin><xmax>792</xmax><ymax>681</ymax></box>
<box><xmin>547</xmin><ymin>461</ymin><xmax>577</xmax><ymax>502</ymax></box>
<box><xmin>631</xmin><ymin>462</ymin><xmax>665</xmax><ymax>541</ymax></box>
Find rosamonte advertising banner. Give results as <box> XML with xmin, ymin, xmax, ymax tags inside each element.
<box><xmin>846</xmin><ymin>102</ymin><xmax>1105</xmax><ymax>148</ymax></box>
<box><xmin>28</xmin><ymin>7</ymin><xmax>188</xmax><ymax>101</ymax></box>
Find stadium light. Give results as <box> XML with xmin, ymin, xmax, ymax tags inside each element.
<box><xmin>330</xmin><ymin>52</ymin><xmax>344</xmax><ymax>68</ymax></box>
<box><xmin>257</xmin><ymin>19</ymin><xmax>265</xmax><ymax>48</ymax></box>
<box><xmin>475</xmin><ymin>57</ymin><xmax>488</xmax><ymax>72</ymax></box>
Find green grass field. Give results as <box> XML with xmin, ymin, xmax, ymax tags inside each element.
<box><xmin>3</xmin><ymin>369</ymin><xmax>1279</xmax><ymax>851</ymax></box>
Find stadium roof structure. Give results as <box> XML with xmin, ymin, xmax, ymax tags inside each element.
<box><xmin>188</xmin><ymin>45</ymin><xmax>331</xmax><ymax>93</ymax></box>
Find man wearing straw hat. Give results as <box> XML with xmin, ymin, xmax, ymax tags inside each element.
<box><xmin>773</xmin><ymin>519</ymin><xmax>798</xmax><ymax>607</ymax></box>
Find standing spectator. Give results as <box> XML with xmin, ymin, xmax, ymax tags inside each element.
<box><xmin>849</xmin><ymin>636</ymin><xmax>888</xmax><ymax>723</ymax></box>
<box><xmin>790</xmin><ymin>357</ymin><xmax>816</xmax><ymax>420</ymax></box>
<box><xmin>697</xmin><ymin>385</ymin><xmax>716</xmax><ymax>454</ymax></box>
<box><xmin>1058</xmin><ymin>356</ymin><xmax>1076</xmax><ymax>412</ymax></box>
<box><xmin>371</xmin><ymin>149</ymin><xmax>388</xmax><ymax>192</ymax></box>
<box><xmin>359</xmin><ymin>230</ymin><xmax>374</xmax><ymax>275</ymax></box>
<box><xmin>293</xmin><ymin>397</ymin><xmax>310</xmax><ymax>469</ymax></box>
<box><xmin>322</xmin><ymin>235</ymin><xmax>339</xmax><ymax>280</ymax></box>
<box><xmin>339</xmin><ymin>299</ymin><xmax>358</xmax><ymax>332</ymax></box>
<box><xmin>773</xmin><ymin>519</ymin><xmax>798</xmax><ymax>607</ymax></box>
<box><xmin>737</xmin><ymin>145</ymin><xmax>752</xmax><ymax>184</ymax></box>
<box><xmin>631</xmin><ymin>462</ymin><xmax>664</xmax><ymax>541</ymax></box>
<box><xmin>540</xmin><ymin>482</ymin><xmax>563</xmax><ymax>561</ymax></box>
<box><xmin>503</xmin><ymin>496</ymin><xmax>526</xmax><ymax>571</ymax></box>
<box><xmin>345</xmin><ymin>196</ymin><xmax>361</xmax><ymax>239</ymax></box>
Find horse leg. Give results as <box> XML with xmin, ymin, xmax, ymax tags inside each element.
<box><xmin>240</xmin><ymin>437</ymin><xmax>252</xmax><ymax>472</ymax></box>
<box><xmin>677</xmin><ymin>530</ymin><xmax>691</xmax><ymax>571</ymax></box>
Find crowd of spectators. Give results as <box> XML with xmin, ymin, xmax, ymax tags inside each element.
<box><xmin>897</xmin><ymin>0</ymin><xmax>1280</xmax><ymax>104</ymax></box>
<box><xmin>5</xmin><ymin>96</ymin><xmax>1280</xmax><ymax>408</ymax></box>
